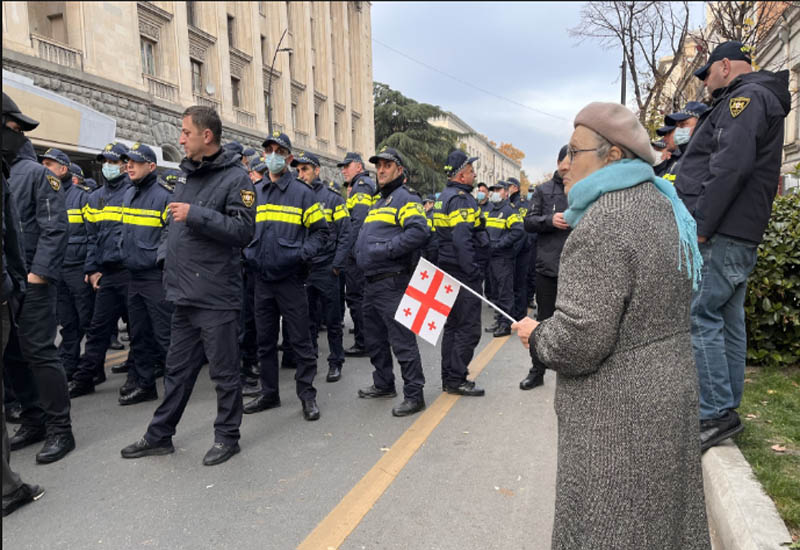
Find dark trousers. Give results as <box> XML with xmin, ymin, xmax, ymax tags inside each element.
<box><xmin>255</xmin><ymin>277</ymin><xmax>318</xmax><ymax>401</ymax></box>
<box><xmin>338</xmin><ymin>272</ymin><xmax>346</xmax><ymax>323</ymax></box>
<box><xmin>363</xmin><ymin>274</ymin><xmax>424</xmax><ymax>401</ymax></box>
<box><xmin>128</xmin><ymin>276</ymin><xmax>173</xmax><ymax>390</ymax></box>
<box><xmin>487</xmin><ymin>255</ymin><xmax>515</xmax><ymax>327</ymax></box>
<box><xmin>512</xmin><ymin>246</ymin><xmax>531</xmax><ymax>321</ymax></box>
<box><xmin>3</xmin><ymin>283</ymin><xmax>71</xmax><ymax>435</ymax></box>
<box><xmin>239</xmin><ymin>268</ymin><xmax>257</xmax><ymax>367</ymax></box>
<box><xmin>307</xmin><ymin>264</ymin><xmax>344</xmax><ymax>369</ymax></box>
<box><xmin>344</xmin><ymin>256</ymin><xmax>366</xmax><ymax>348</ymax></box>
<box><xmin>72</xmin><ymin>269</ymin><xmax>130</xmax><ymax>386</ymax></box>
<box><xmin>527</xmin><ymin>238</ymin><xmax>538</xmax><ymax>303</ymax></box>
<box><xmin>528</xmin><ymin>273</ymin><xmax>558</xmax><ymax>377</ymax></box>
<box><xmin>57</xmin><ymin>265</ymin><xmax>94</xmax><ymax>378</ymax></box>
<box><xmin>441</xmin><ymin>268</ymin><xmax>482</xmax><ymax>387</ymax></box>
<box><xmin>146</xmin><ymin>306</ymin><xmax>242</xmax><ymax>446</ymax></box>
<box><xmin>3</xmin><ymin>304</ymin><xmax>23</xmax><ymax>496</ymax></box>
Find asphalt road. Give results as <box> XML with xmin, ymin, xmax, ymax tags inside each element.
<box><xmin>3</xmin><ymin>306</ymin><xmax>557</xmax><ymax>550</ymax></box>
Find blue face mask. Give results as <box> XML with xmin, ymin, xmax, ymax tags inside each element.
<box><xmin>527</xmin><ymin>192</ymin><xmax>533</xmax><ymax>200</ymax></box>
<box><xmin>475</xmin><ymin>191</ymin><xmax>486</xmax><ymax>202</ymax></box>
<box><xmin>673</xmin><ymin>127</ymin><xmax>692</xmax><ymax>146</ymax></box>
<box><xmin>265</xmin><ymin>152</ymin><xmax>286</xmax><ymax>174</ymax></box>
<box><xmin>102</xmin><ymin>163</ymin><xmax>121</xmax><ymax>180</ymax></box>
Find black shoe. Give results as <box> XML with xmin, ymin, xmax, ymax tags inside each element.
<box><xmin>319</xmin><ymin>324</ymin><xmax>327</xmax><ymax>332</ymax></box>
<box><xmin>241</xmin><ymin>361</ymin><xmax>259</xmax><ymax>379</ymax></box>
<box><xmin>344</xmin><ymin>345</ymin><xmax>369</xmax><ymax>357</ymax></box>
<box><xmin>326</xmin><ymin>366</ymin><xmax>342</xmax><ymax>383</ymax></box>
<box><xmin>93</xmin><ymin>371</ymin><xmax>107</xmax><ymax>386</ymax></box>
<box><xmin>444</xmin><ymin>380</ymin><xmax>485</xmax><ymax>397</ymax></box>
<box><xmin>118</xmin><ymin>386</ymin><xmax>158</xmax><ymax>406</ymax></box>
<box><xmin>302</xmin><ymin>399</ymin><xmax>320</xmax><ymax>421</ymax></box>
<box><xmin>36</xmin><ymin>432</ymin><xmax>76</xmax><ymax>464</ymax></box>
<box><xmin>121</xmin><ymin>437</ymin><xmax>174</xmax><ymax>459</ymax></box>
<box><xmin>242</xmin><ymin>383</ymin><xmax>263</xmax><ymax>398</ymax></box>
<box><xmin>700</xmin><ymin>410</ymin><xmax>744</xmax><ymax>453</ymax></box>
<box><xmin>3</xmin><ymin>483</ymin><xmax>45</xmax><ymax>517</ymax></box>
<box><xmin>520</xmin><ymin>372</ymin><xmax>544</xmax><ymax>390</ymax></box>
<box><xmin>110</xmin><ymin>362</ymin><xmax>129</xmax><ymax>374</ymax></box>
<box><xmin>9</xmin><ymin>425</ymin><xmax>46</xmax><ymax>451</ymax></box>
<box><xmin>348</xmin><ymin>328</ymin><xmax>355</xmax><ymax>334</ymax></box>
<box><xmin>484</xmin><ymin>322</ymin><xmax>499</xmax><ymax>333</ymax></box>
<box><xmin>68</xmin><ymin>380</ymin><xmax>95</xmax><ymax>398</ymax></box>
<box><xmin>493</xmin><ymin>324</ymin><xmax>511</xmax><ymax>337</ymax></box>
<box><xmin>243</xmin><ymin>395</ymin><xmax>281</xmax><ymax>414</ymax></box>
<box><xmin>203</xmin><ymin>442</ymin><xmax>240</xmax><ymax>466</ymax></box>
<box><xmin>392</xmin><ymin>398</ymin><xmax>426</xmax><ymax>417</ymax></box>
<box><xmin>5</xmin><ymin>403</ymin><xmax>23</xmax><ymax>424</ymax></box>
<box><xmin>241</xmin><ymin>374</ymin><xmax>259</xmax><ymax>387</ymax></box>
<box><xmin>119</xmin><ymin>378</ymin><xmax>137</xmax><ymax>397</ymax></box>
<box><xmin>108</xmin><ymin>338</ymin><xmax>124</xmax><ymax>351</ymax></box>
<box><xmin>358</xmin><ymin>384</ymin><xmax>397</xmax><ymax>399</ymax></box>
<box><xmin>153</xmin><ymin>363</ymin><xmax>165</xmax><ymax>378</ymax></box>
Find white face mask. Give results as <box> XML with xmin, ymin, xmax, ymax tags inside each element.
<box><xmin>673</xmin><ymin>126</ymin><xmax>692</xmax><ymax>146</ymax></box>
<box><xmin>489</xmin><ymin>191</ymin><xmax>503</xmax><ymax>203</ymax></box>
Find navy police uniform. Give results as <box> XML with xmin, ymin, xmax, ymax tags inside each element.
<box><xmin>507</xmin><ymin>178</ymin><xmax>530</xmax><ymax>322</ymax></box>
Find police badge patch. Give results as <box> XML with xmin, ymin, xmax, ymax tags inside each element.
<box><xmin>47</xmin><ymin>174</ymin><xmax>61</xmax><ymax>191</ymax></box>
<box><xmin>240</xmin><ymin>189</ymin><xmax>255</xmax><ymax>208</ymax></box>
<box><xmin>459</xmin><ymin>208</ymin><xmax>469</xmax><ymax>220</ymax></box>
<box><xmin>729</xmin><ymin>97</ymin><xmax>750</xmax><ymax>118</ymax></box>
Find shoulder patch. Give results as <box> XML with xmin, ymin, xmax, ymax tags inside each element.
<box><xmin>459</xmin><ymin>208</ymin><xmax>469</xmax><ymax>220</ymax></box>
<box><xmin>47</xmin><ymin>174</ymin><xmax>61</xmax><ymax>191</ymax></box>
<box><xmin>458</xmin><ymin>191</ymin><xmax>466</xmax><ymax>196</ymax></box>
<box><xmin>729</xmin><ymin>97</ymin><xmax>750</xmax><ymax>118</ymax></box>
<box><xmin>240</xmin><ymin>189</ymin><xmax>256</xmax><ymax>208</ymax></box>
<box><xmin>159</xmin><ymin>181</ymin><xmax>174</xmax><ymax>193</ymax></box>
<box><xmin>77</xmin><ymin>184</ymin><xmax>91</xmax><ymax>192</ymax></box>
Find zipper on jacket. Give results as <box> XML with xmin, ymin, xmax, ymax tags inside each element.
<box><xmin>46</xmin><ymin>198</ymin><xmax>52</xmax><ymax>220</ymax></box>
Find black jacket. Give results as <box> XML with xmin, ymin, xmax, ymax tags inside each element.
<box><xmin>8</xmin><ymin>140</ymin><xmax>68</xmax><ymax>281</ymax></box>
<box><xmin>508</xmin><ymin>191</ymin><xmax>531</xmax><ymax>254</ymax></box>
<box><xmin>524</xmin><ymin>171</ymin><xmax>571</xmax><ymax>278</ymax></box>
<box><xmin>345</xmin><ymin>172</ymin><xmax>377</xmax><ymax>258</ymax></box>
<box><xmin>2</xmin><ymin>167</ymin><xmax>28</xmax><ymax>302</ymax></box>
<box><xmin>433</xmin><ymin>181</ymin><xmax>489</xmax><ymax>278</ymax></box>
<box><xmin>311</xmin><ymin>178</ymin><xmax>351</xmax><ymax>270</ymax></box>
<box><xmin>655</xmin><ymin>146</ymin><xmax>683</xmax><ymax>180</ymax></box>
<box><xmin>675</xmin><ymin>70</ymin><xmax>791</xmax><ymax>243</ymax></box>
<box><xmin>62</xmin><ymin>179</ymin><xmax>92</xmax><ymax>268</ymax></box>
<box><xmin>121</xmin><ymin>172</ymin><xmax>172</xmax><ymax>275</ymax></box>
<box><xmin>484</xmin><ymin>199</ymin><xmax>525</xmax><ymax>258</ymax></box>
<box><xmin>84</xmin><ymin>172</ymin><xmax>132</xmax><ymax>273</ymax></box>
<box><xmin>161</xmin><ymin>148</ymin><xmax>255</xmax><ymax>310</ymax></box>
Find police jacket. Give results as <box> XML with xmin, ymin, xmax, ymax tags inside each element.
<box><xmin>484</xmin><ymin>199</ymin><xmax>524</xmax><ymax>258</ymax></box>
<box><xmin>84</xmin><ymin>172</ymin><xmax>132</xmax><ymax>273</ymax></box>
<box><xmin>676</xmin><ymin>70</ymin><xmax>790</xmax><ymax>243</ymax></box>
<box><xmin>161</xmin><ymin>148</ymin><xmax>255</xmax><ymax>310</ymax></box>
<box><xmin>355</xmin><ymin>175</ymin><xmax>430</xmax><ymax>277</ymax></box>
<box><xmin>345</xmin><ymin>171</ymin><xmax>377</xmax><ymax>257</ymax></box>
<box><xmin>8</xmin><ymin>140</ymin><xmax>68</xmax><ymax>281</ymax></box>
<box><xmin>524</xmin><ymin>171</ymin><xmax>571</xmax><ymax>278</ymax></box>
<box><xmin>433</xmin><ymin>181</ymin><xmax>489</xmax><ymax>279</ymax></box>
<box><xmin>508</xmin><ymin>191</ymin><xmax>531</xmax><ymax>254</ymax></box>
<box><xmin>245</xmin><ymin>169</ymin><xmax>328</xmax><ymax>282</ymax></box>
<box><xmin>121</xmin><ymin>171</ymin><xmax>171</xmax><ymax>276</ymax></box>
<box><xmin>63</xmin><ymin>179</ymin><xmax>92</xmax><ymax>269</ymax></box>
<box><xmin>2</xmin><ymin>169</ymin><xmax>27</xmax><ymax>302</ymax></box>
<box><xmin>422</xmin><ymin>209</ymin><xmax>439</xmax><ymax>264</ymax></box>
<box><xmin>311</xmin><ymin>178</ymin><xmax>351</xmax><ymax>270</ymax></box>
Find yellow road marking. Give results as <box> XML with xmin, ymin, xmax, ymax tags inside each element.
<box><xmin>297</xmin><ymin>336</ymin><xmax>511</xmax><ymax>550</ymax></box>
<box><xmin>103</xmin><ymin>349</ymin><xmax>129</xmax><ymax>366</ymax></box>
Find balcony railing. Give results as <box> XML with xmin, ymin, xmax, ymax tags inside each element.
<box><xmin>193</xmin><ymin>94</ymin><xmax>220</xmax><ymax>109</ymax></box>
<box><xmin>31</xmin><ymin>33</ymin><xmax>83</xmax><ymax>70</ymax></box>
<box><xmin>144</xmin><ymin>74</ymin><xmax>177</xmax><ymax>103</ymax></box>
<box><xmin>235</xmin><ymin>108</ymin><xmax>256</xmax><ymax>128</ymax></box>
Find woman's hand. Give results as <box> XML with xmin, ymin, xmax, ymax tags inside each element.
<box><xmin>511</xmin><ymin>317</ymin><xmax>539</xmax><ymax>349</ymax></box>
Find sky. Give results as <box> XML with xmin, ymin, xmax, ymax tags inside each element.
<box><xmin>371</xmin><ymin>1</ymin><xmax>706</xmax><ymax>180</ymax></box>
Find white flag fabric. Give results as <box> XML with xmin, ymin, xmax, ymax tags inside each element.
<box><xmin>394</xmin><ymin>257</ymin><xmax>461</xmax><ymax>345</ymax></box>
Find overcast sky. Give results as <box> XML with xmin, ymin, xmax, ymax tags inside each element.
<box><xmin>371</xmin><ymin>1</ymin><xmax>706</xmax><ymax>180</ymax></box>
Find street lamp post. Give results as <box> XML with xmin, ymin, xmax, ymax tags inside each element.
<box><xmin>267</xmin><ymin>28</ymin><xmax>292</xmax><ymax>136</ymax></box>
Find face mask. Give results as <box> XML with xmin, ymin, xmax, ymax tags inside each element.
<box><xmin>102</xmin><ymin>163</ymin><xmax>121</xmax><ymax>180</ymax></box>
<box><xmin>489</xmin><ymin>192</ymin><xmax>502</xmax><ymax>203</ymax></box>
<box><xmin>265</xmin><ymin>152</ymin><xmax>286</xmax><ymax>174</ymax></box>
<box><xmin>673</xmin><ymin>127</ymin><xmax>691</xmax><ymax>146</ymax></box>
<box><xmin>475</xmin><ymin>191</ymin><xmax>486</xmax><ymax>202</ymax></box>
<box><xmin>527</xmin><ymin>192</ymin><xmax>533</xmax><ymax>200</ymax></box>
<box><xmin>1</xmin><ymin>126</ymin><xmax>29</xmax><ymax>165</ymax></box>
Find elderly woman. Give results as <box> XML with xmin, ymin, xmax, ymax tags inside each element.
<box><xmin>512</xmin><ymin>103</ymin><xmax>710</xmax><ymax>549</ymax></box>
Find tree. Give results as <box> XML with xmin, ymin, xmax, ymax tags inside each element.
<box><xmin>373</xmin><ymin>82</ymin><xmax>463</xmax><ymax>194</ymax></box>
<box><xmin>498</xmin><ymin>142</ymin><xmax>526</xmax><ymax>164</ymax></box>
<box><xmin>570</xmin><ymin>2</ymin><xmax>691</xmax><ymax>125</ymax></box>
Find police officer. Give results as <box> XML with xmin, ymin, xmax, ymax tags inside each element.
<box><xmin>355</xmin><ymin>147</ymin><xmax>429</xmax><ymax>416</ymax></box>
<box><xmin>121</xmin><ymin>105</ymin><xmax>255</xmax><ymax>466</ymax></box>
<box><xmin>338</xmin><ymin>152</ymin><xmax>376</xmax><ymax>357</ymax></box>
<box><xmin>242</xmin><ymin>132</ymin><xmax>328</xmax><ymax>422</ymax></box>
<box><xmin>293</xmin><ymin>151</ymin><xmax>351</xmax><ymax>383</ymax></box>
<box><xmin>118</xmin><ymin>143</ymin><xmax>173</xmax><ymax>405</ymax></box>
<box><xmin>420</xmin><ymin>194</ymin><xmax>439</xmax><ymax>264</ymax></box>
<box><xmin>507</xmin><ymin>177</ymin><xmax>530</xmax><ymax>322</ymax></box>
<box><xmin>160</xmin><ymin>169</ymin><xmax>181</xmax><ymax>193</ymax></box>
<box><xmin>661</xmin><ymin>101</ymin><xmax>709</xmax><ymax>184</ymax></box>
<box><xmin>2</xmin><ymin>92</ymin><xmax>74</xmax><ymax>463</ymax></box>
<box><xmin>50</xmin><ymin>155</ymin><xmax>94</xmax><ymax>382</ymax></box>
<box><xmin>483</xmin><ymin>180</ymin><xmax>524</xmax><ymax>337</ymax></box>
<box><xmin>68</xmin><ymin>141</ymin><xmax>133</xmax><ymax>397</ymax></box>
<box><xmin>675</xmin><ymin>41</ymin><xmax>790</xmax><ymax>452</ymax></box>
<box><xmin>653</xmin><ymin>124</ymin><xmax>677</xmax><ymax>177</ymax></box>
<box><xmin>433</xmin><ymin>150</ymin><xmax>488</xmax><ymax>396</ymax></box>
<box><xmin>222</xmin><ymin>140</ymin><xmax>256</xmax><ymax>169</ymax></box>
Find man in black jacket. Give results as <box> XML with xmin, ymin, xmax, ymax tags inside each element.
<box><xmin>121</xmin><ymin>106</ymin><xmax>255</xmax><ymax>466</ymax></box>
<box><xmin>675</xmin><ymin>41</ymin><xmax>790</xmax><ymax>452</ymax></box>
<box><xmin>2</xmin><ymin>92</ymin><xmax>74</xmax><ymax>464</ymax></box>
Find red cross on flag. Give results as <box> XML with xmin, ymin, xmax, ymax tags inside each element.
<box><xmin>394</xmin><ymin>258</ymin><xmax>461</xmax><ymax>345</ymax></box>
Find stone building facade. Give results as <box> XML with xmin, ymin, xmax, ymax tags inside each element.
<box><xmin>2</xmin><ymin>1</ymin><xmax>375</xmax><ymax>182</ymax></box>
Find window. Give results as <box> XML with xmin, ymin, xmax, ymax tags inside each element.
<box><xmin>191</xmin><ymin>59</ymin><xmax>203</xmax><ymax>94</ymax></box>
<box><xmin>264</xmin><ymin>91</ymin><xmax>271</xmax><ymax>120</ymax></box>
<box><xmin>47</xmin><ymin>13</ymin><xmax>67</xmax><ymax>43</ymax></box>
<box><xmin>259</xmin><ymin>2</ymin><xmax>267</xmax><ymax>16</ymax></box>
<box><xmin>141</xmin><ymin>38</ymin><xmax>156</xmax><ymax>76</ymax></box>
<box><xmin>186</xmin><ymin>0</ymin><xmax>196</xmax><ymax>26</ymax></box>
<box><xmin>314</xmin><ymin>111</ymin><xmax>320</xmax><ymax>137</ymax></box>
<box><xmin>227</xmin><ymin>15</ymin><xmax>235</xmax><ymax>49</ymax></box>
<box><xmin>231</xmin><ymin>76</ymin><xmax>241</xmax><ymax>108</ymax></box>
<box><xmin>288</xmin><ymin>51</ymin><xmax>295</xmax><ymax>76</ymax></box>
<box><xmin>261</xmin><ymin>35</ymin><xmax>267</xmax><ymax>65</ymax></box>
<box><xmin>291</xmin><ymin>100</ymin><xmax>298</xmax><ymax>129</ymax></box>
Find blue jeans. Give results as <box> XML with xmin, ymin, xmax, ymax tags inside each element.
<box><xmin>691</xmin><ymin>234</ymin><xmax>758</xmax><ymax>420</ymax></box>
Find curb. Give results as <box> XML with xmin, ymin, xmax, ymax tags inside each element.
<box><xmin>703</xmin><ymin>439</ymin><xmax>793</xmax><ymax>549</ymax></box>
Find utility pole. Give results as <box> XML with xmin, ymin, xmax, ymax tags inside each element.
<box><xmin>620</xmin><ymin>55</ymin><xmax>627</xmax><ymax>105</ymax></box>
<box><xmin>267</xmin><ymin>28</ymin><xmax>292</xmax><ymax>136</ymax></box>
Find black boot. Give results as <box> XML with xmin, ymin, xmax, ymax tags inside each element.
<box><xmin>520</xmin><ymin>371</ymin><xmax>544</xmax><ymax>390</ymax></box>
<box><xmin>36</xmin><ymin>432</ymin><xmax>76</xmax><ymax>464</ymax></box>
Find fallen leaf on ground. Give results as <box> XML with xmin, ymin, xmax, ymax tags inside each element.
<box><xmin>380</xmin><ymin>447</ymin><xmax>390</xmax><ymax>452</ymax></box>
<box><xmin>498</xmin><ymin>487</ymin><xmax>514</xmax><ymax>497</ymax></box>
<box><xmin>767</xmin><ymin>389</ymin><xmax>776</xmax><ymax>395</ymax></box>
<box><xmin>771</xmin><ymin>444</ymin><xmax>787</xmax><ymax>453</ymax></box>
<box><xmin>746</xmin><ymin>414</ymin><xmax>758</xmax><ymax>419</ymax></box>
<box><xmin>744</xmin><ymin>378</ymin><xmax>753</xmax><ymax>383</ymax></box>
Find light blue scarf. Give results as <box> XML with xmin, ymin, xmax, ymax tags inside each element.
<box><xmin>563</xmin><ymin>159</ymin><xmax>703</xmax><ymax>290</ymax></box>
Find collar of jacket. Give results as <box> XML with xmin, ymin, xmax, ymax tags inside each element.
<box><xmin>59</xmin><ymin>171</ymin><xmax>72</xmax><ymax>185</ymax></box>
<box><xmin>446</xmin><ymin>180</ymin><xmax>473</xmax><ymax>194</ymax></box>
<box><xmin>131</xmin><ymin>171</ymin><xmax>158</xmax><ymax>190</ymax></box>
<box><xmin>552</xmin><ymin>170</ymin><xmax>563</xmax><ymax>185</ymax></box>
<box><xmin>490</xmin><ymin>199</ymin><xmax>508</xmax><ymax>211</ymax></box>
<box><xmin>13</xmin><ymin>139</ymin><xmax>37</xmax><ymax>163</ymax></box>
<box><xmin>378</xmin><ymin>174</ymin><xmax>403</xmax><ymax>198</ymax></box>
<box><xmin>180</xmin><ymin>147</ymin><xmax>234</xmax><ymax>176</ymax></box>
<box><xmin>509</xmin><ymin>190</ymin><xmax>520</xmax><ymax>203</ymax></box>
<box><xmin>271</xmin><ymin>169</ymin><xmax>295</xmax><ymax>192</ymax></box>
<box><xmin>106</xmin><ymin>172</ymin><xmax>129</xmax><ymax>189</ymax></box>
<box><xmin>311</xmin><ymin>178</ymin><xmax>324</xmax><ymax>191</ymax></box>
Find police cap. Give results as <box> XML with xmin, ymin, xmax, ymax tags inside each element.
<box><xmin>694</xmin><ymin>41</ymin><xmax>752</xmax><ymax>81</ymax></box>
<box><xmin>97</xmin><ymin>142</ymin><xmax>129</xmax><ymax>161</ymax></box>
<box><xmin>369</xmin><ymin>146</ymin><xmax>404</xmax><ymax>167</ymax></box>
<box><xmin>290</xmin><ymin>151</ymin><xmax>321</xmax><ymax>168</ymax></box>
<box><xmin>121</xmin><ymin>142</ymin><xmax>157</xmax><ymax>163</ymax></box>
<box><xmin>42</xmin><ymin>148</ymin><xmax>70</xmax><ymax>166</ymax></box>
<box><xmin>336</xmin><ymin>151</ymin><xmax>363</xmax><ymax>167</ymax></box>
<box><xmin>665</xmin><ymin>101</ymin><xmax>710</xmax><ymax>125</ymax></box>
<box><xmin>444</xmin><ymin>150</ymin><xmax>477</xmax><ymax>177</ymax></box>
<box><xmin>262</xmin><ymin>130</ymin><xmax>292</xmax><ymax>152</ymax></box>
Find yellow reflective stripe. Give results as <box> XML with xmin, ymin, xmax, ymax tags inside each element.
<box><xmin>507</xmin><ymin>214</ymin><xmax>522</xmax><ymax>227</ymax></box>
<box><xmin>433</xmin><ymin>207</ymin><xmax>479</xmax><ymax>227</ymax></box>
<box><xmin>256</xmin><ymin>204</ymin><xmax>303</xmax><ymax>214</ymax></box>
<box><xmin>303</xmin><ymin>203</ymin><xmax>324</xmax><ymax>227</ymax></box>
<box><xmin>426</xmin><ymin>217</ymin><xmax>436</xmax><ymax>232</ymax></box>
<box><xmin>321</xmin><ymin>208</ymin><xmax>334</xmax><ymax>223</ymax></box>
<box><xmin>347</xmin><ymin>193</ymin><xmax>374</xmax><ymax>209</ymax></box>
<box><xmin>123</xmin><ymin>207</ymin><xmax>162</xmax><ymax>217</ymax></box>
<box><xmin>398</xmin><ymin>202</ymin><xmax>426</xmax><ymax>226</ymax></box>
<box><xmin>256</xmin><ymin>211</ymin><xmax>302</xmax><ymax>224</ymax></box>
<box><xmin>663</xmin><ymin>173</ymin><xmax>676</xmax><ymax>184</ymax></box>
<box><xmin>83</xmin><ymin>205</ymin><xmax>124</xmax><ymax>223</ymax></box>
<box><xmin>484</xmin><ymin>217</ymin><xmax>506</xmax><ymax>229</ymax></box>
<box><xmin>68</xmin><ymin>214</ymin><xmax>84</xmax><ymax>223</ymax></box>
<box><xmin>162</xmin><ymin>205</ymin><xmax>169</xmax><ymax>224</ymax></box>
<box><xmin>364</xmin><ymin>213</ymin><xmax>397</xmax><ymax>225</ymax></box>
<box><xmin>122</xmin><ymin>215</ymin><xmax>162</xmax><ymax>227</ymax></box>
<box><xmin>332</xmin><ymin>203</ymin><xmax>349</xmax><ymax>221</ymax></box>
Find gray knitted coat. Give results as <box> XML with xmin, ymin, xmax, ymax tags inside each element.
<box><xmin>531</xmin><ymin>182</ymin><xmax>711</xmax><ymax>549</ymax></box>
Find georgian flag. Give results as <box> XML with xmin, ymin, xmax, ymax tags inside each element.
<box><xmin>394</xmin><ymin>258</ymin><xmax>461</xmax><ymax>346</ymax></box>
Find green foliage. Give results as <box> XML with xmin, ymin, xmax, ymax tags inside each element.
<box><xmin>373</xmin><ymin>82</ymin><xmax>463</xmax><ymax>195</ymax></box>
<box><xmin>745</xmin><ymin>193</ymin><xmax>800</xmax><ymax>367</ymax></box>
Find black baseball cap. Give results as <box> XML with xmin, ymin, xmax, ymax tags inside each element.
<box><xmin>97</xmin><ymin>142</ymin><xmax>129</xmax><ymax>161</ymax></box>
<box><xmin>41</xmin><ymin>148</ymin><xmax>70</xmax><ymax>166</ymax></box>
<box><xmin>369</xmin><ymin>146</ymin><xmax>404</xmax><ymax>167</ymax></box>
<box><xmin>694</xmin><ymin>41</ymin><xmax>752</xmax><ymax>81</ymax></box>
<box><xmin>507</xmin><ymin>177</ymin><xmax>520</xmax><ymax>188</ymax></box>
<box><xmin>2</xmin><ymin>92</ymin><xmax>39</xmax><ymax>131</ymax></box>
<box><xmin>444</xmin><ymin>150</ymin><xmax>478</xmax><ymax>178</ymax></box>
<box><xmin>665</xmin><ymin>101</ymin><xmax>710</xmax><ymax>125</ymax></box>
<box><xmin>656</xmin><ymin>125</ymin><xmax>675</xmax><ymax>137</ymax></box>
<box><xmin>262</xmin><ymin>130</ymin><xmax>292</xmax><ymax>152</ymax></box>
<box><xmin>337</xmin><ymin>152</ymin><xmax>363</xmax><ymax>167</ymax></box>
<box><xmin>291</xmin><ymin>151</ymin><xmax>321</xmax><ymax>168</ymax></box>
<box><xmin>121</xmin><ymin>142</ymin><xmax>157</xmax><ymax>163</ymax></box>
<box><xmin>489</xmin><ymin>180</ymin><xmax>508</xmax><ymax>190</ymax></box>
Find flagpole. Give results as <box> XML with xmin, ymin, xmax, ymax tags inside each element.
<box><xmin>454</xmin><ymin>279</ymin><xmax>519</xmax><ymax>324</ymax></box>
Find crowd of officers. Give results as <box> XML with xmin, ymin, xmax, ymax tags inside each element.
<box><xmin>2</xmin><ymin>95</ymin><xmax>569</xmax><ymax>484</ymax></box>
